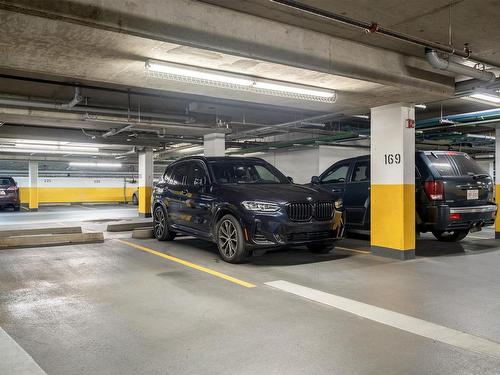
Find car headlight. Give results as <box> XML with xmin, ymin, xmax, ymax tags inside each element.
<box><xmin>242</xmin><ymin>201</ymin><xmax>280</xmax><ymax>212</ymax></box>
<box><xmin>334</xmin><ymin>199</ymin><xmax>343</xmax><ymax>209</ymax></box>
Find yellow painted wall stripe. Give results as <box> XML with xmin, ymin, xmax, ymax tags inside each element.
<box><xmin>371</xmin><ymin>184</ymin><xmax>415</xmax><ymax>251</ymax></box>
<box><xmin>117</xmin><ymin>239</ymin><xmax>257</xmax><ymax>288</ymax></box>
<box><xmin>19</xmin><ymin>187</ymin><xmax>136</xmax><ymax>204</ymax></box>
<box><xmin>138</xmin><ymin>186</ymin><xmax>152</xmax><ymax>214</ymax></box>
<box><xmin>495</xmin><ymin>185</ymin><xmax>500</xmax><ymax>233</ymax></box>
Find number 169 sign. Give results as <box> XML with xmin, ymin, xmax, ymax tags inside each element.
<box><xmin>384</xmin><ymin>153</ymin><xmax>401</xmax><ymax>165</ymax></box>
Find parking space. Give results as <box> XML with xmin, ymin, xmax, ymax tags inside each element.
<box><xmin>1</xmin><ymin>237</ymin><xmax>500</xmax><ymax>375</ymax></box>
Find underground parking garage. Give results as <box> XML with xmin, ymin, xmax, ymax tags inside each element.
<box><xmin>1</xmin><ymin>0</ymin><xmax>500</xmax><ymax>373</ymax></box>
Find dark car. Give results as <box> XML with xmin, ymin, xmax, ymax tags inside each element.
<box><xmin>151</xmin><ymin>156</ymin><xmax>345</xmax><ymax>263</ymax></box>
<box><xmin>0</xmin><ymin>177</ymin><xmax>20</xmax><ymax>211</ymax></box>
<box><xmin>309</xmin><ymin>151</ymin><xmax>497</xmax><ymax>242</ymax></box>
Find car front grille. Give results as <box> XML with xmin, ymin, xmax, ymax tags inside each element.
<box><xmin>287</xmin><ymin>201</ymin><xmax>334</xmax><ymax>222</ymax></box>
<box><xmin>287</xmin><ymin>202</ymin><xmax>313</xmax><ymax>221</ymax></box>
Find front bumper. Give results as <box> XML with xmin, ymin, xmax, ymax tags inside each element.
<box><xmin>242</xmin><ymin>210</ymin><xmax>345</xmax><ymax>248</ymax></box>
<box><xmin>423</xmin><ymin>204</ymin><xmax>497</xmax><ymax>232</ymax></box>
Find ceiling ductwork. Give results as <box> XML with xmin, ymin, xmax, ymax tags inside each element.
<box><xmin>425</xmin><ymin>49</ymin><xmax>496</xmax><ymax>84</ymax></box>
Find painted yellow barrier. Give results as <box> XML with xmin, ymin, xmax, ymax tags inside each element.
<box><xmin>371</xmin><ymin>184</ymin><xmax>416</xmax><ymax>251</ymax></box>
<box><xmin>19</xmin><ymin>187</ymin><xmax>136</xmax><ymax>204</ymax></box>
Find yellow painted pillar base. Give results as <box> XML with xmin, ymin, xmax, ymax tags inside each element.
<box><xmin>28</xmin><ymin>187</ymin><xmax>39</xmax><ymax>212</ymax></box>
<box><xmin>138</xmin><ymin>186</ymin><xmax>152</xmax><ymax>218</ymax></box>
<box><xmin>371</xmin><ymin>184</ymin><xmax>416</xmax><ymax>260</ymax></box>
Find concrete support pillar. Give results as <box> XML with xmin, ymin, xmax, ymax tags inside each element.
<box><xmin>138</xmin><ymin>150</ymin><xmax>153</xmax><ymax>218</ymax></box>
<box><xmin>204</xmin><ymin>133</ymin><xmax>225</xmax><ymax>157</ymax></box>
<box><xmin>495</xmin><ymin>128</ymin><xmax>500</xmax><ymax>238</ymax></box>
<box><xmin>370</xmin><ymin>103</ymin><xmax>416</xmax><ymax>260</ymax></box>
<box><xmin>28</xmin><ymin>161</ymin><xmax>38</xmax><ymax>212</ymax></box>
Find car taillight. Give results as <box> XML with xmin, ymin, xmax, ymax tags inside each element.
<box><xmin>424</xmin><ymin>181</ymin><xmax>444</xmax><ymax>201</ymax></box>
<box><xmin>449</xmin><ymin>213</ymin><xmax>461</xmax><ymax>220</ymax></box>
<box><xmin>7</xmin><ymin>186</ymin><xmax>17</xmax><ymax>191</ymax></box>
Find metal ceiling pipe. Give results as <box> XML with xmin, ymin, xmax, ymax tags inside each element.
<box><xmin>270</xmin><ymin>0</ymin><xmax>500</xmax><ymax>69</ymax></box>
<box><xmin>425</xmin><ymin>49</ymin><xmax>496</xmax><ymax>83</ymax></box>
<box><xmin>0</xmin><ymin>93</ymin><xmax>195</xmax><ymax>123</ymax></box>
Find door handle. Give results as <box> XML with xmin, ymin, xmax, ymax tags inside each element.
<box><xmin>332</xmin><ymin>188</ymin><xmax>344</xmax><ymax>193</ymax></box>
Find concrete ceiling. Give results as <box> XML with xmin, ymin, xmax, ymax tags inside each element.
<box><xmin>0</xmin><ymin>0</ymin><xmax>497</xmax><ymax>165</ymax></box>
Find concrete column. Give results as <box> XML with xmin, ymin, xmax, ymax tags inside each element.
<box><xmin>28</xmin><ymin>161</ymin><xmax>38</xmax><ymax>212</ymax></box>
<box><xmin>204</xmin><ymin>133</ymin><xmax>225</xmax><ymax>157</ymax></box>
<box><xmin>495</xmin><ymin>128</ymin><xmax>500</xmax><ymax>238</ymax></box>
<box><xmin>370</xmin><ymin>103</ymin><xmax>416</xmax><ymax>260</ymax></box>
<box><xmin>138</xmin><ymin>150</ymin><xmax>153</xmax><ymax>218</ymax></box>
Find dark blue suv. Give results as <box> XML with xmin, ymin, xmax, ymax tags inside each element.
<box><xmin>152</xmin><ymin>156</ymin><xmax>345</xmax><ymax>262</ymax></box>
<box><xmin>309</xmin><ymin>151</ymin><xmax>497</xmax><ymax>242</ymax></box>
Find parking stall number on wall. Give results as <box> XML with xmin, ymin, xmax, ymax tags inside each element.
<box><xmin>384</xmin><ymin>153</ymin><xmax>401</xmax><ymax>165</ymax></box>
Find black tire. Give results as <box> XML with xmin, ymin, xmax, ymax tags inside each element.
<box><xmin>307</xmin><ymin>242</ymin><xmax>335</xmax><ymax>254</ymax></box>
<box><xmin>132</xmin><ymin>193</ymin><xmax>139</xmax><ymax>206</ymax></box>
<box><xmin>13</xmin><ymin>205</ymin><xmax>20</xmax><ymax>212</ymax></box>
<box><xmin>432</xmin><ymin>230</ymin><xmax>469</xmax><ymax>242</ymax></box>
<box><xmin>216</xmin><ymin>214</ymin><xmax>249</xmax><ymax>263</ymax></box>
<box><xmin>153</xmin><ymin>205</ymin><xmax>176</xmax><ymax>241</ymax></box>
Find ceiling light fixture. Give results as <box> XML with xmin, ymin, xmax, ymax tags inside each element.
<box><xmin>353</xmin><ymin>115</ymin><xmax>369</xmax><ymax>119</ymax></box>
<box><xmin>145</xmin><ymin>59</ymin><xmax>336</xmax><ymax>103</ymax></box>
<box><xmin>469</xmin><ymin>93</ymin><xmax>500</xmax><ymax>104</ymax></box>
<box><xmin>0</xmin><ymin>146</ymin><xmax>98</xmax><ymax>155</ymax></box>
<box><xmin>69</xmin><ymin>162</ymin><xmax>122</xmax><ymax>168</ymax></box>
<box><xmin>14</xmin><ymin>143</ymin><xmax>99</xmax><ymax>153</ymax></box>
<box><xmin>414</xmin><ymin>104</ymin><xmax>427</xmax><ymax>109</ymax></box>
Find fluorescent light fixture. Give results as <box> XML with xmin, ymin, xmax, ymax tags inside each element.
<box><xmin>16</xmin><ymin>139</ymin><xmax>70</xmax><ymax>145</ymax></box>
<box><xmin>0</xmin><ymin>146</ymin><xmax>98</xmax><ymax>155</ymax></box>
<box><xmin>469</xmin><ymin>93</ymin><xmax>500</xmax><ymax>103</ymax></box>
<box><xmin>414</xmin><ymin>104</ymin><xmax>427</xmax><ymax>109</ymax></box>
<box><xmin>466</xmin><ymin>134</ymin><xmax>495</xmax><ymax>140</ymax></box>
<box><xmin>145</xmin><ymin>59</ymin><xmax>336</xmax><ymax>103</ymax></box>
<box><xmin>353</xmin><ymin>115</ymin><xmax>370</xmax><ymax>119</ymax></box>
<box><xmin>252</xmin><ymin>81</ymin><xmax>334</xmax><ymax>99</ymax></box>
<box><xmin>146</xmin><ymin>60</ymin><xmax>253</xmax><ymax>86</ymax></box>
<box><xmin>15</xmin><ymin>143</ymin><xmax>99</xmax><ymax>152</ymax></box>
<box><xmin>69</xmin><ymin>162</ymin><xmax>122</xmax><ymax>168</ymax></box>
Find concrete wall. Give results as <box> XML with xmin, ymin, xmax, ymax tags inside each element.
<box><xmin>255</xmin><ymin>144</ymin><xmax>369</xmax><ymax>184</ymax></box>
<box><xmin>12</xmin><ymin>177</ymin><xmax>138</xmax><ymax>204</ymax></box>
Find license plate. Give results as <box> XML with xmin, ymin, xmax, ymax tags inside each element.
<box><xmin>0</xmin><ymin>191</ymin><xmax>5</xmax><ymax>196</ymax></box>
<box><xmin>467</xmin><ymin>189</ymin><xmax>479</xmax><ymax>200</ymax></box>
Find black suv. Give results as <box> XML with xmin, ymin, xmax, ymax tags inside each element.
<box><xmin>152</xmin><ymin>156</ymin><xmax>345</xmax><ymax>263</ymax></box>
<box><xmin>310</xmin><ymin>151</ymin><xmax>497</xmax><ymax>242</ymax></box>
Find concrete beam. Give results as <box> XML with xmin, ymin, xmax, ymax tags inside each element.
<box><xmin>0</xmin><ymin>0</ymin><xmax>453</xmax><ymax>113</ymax></box>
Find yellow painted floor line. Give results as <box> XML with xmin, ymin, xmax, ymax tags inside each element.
<box><xmin>336</xmin><ymin>246</ymin><xmax>371</xmax><ymax>254</ymax></box>
<box><xmin>117</xmin><ymin>239</ymin><xmax>256</xmax><ymax>288</ymax></box>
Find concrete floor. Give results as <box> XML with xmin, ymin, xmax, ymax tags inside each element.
<box><xmin>0</xmin><ymin>204</ymin><xmax>140</xmax><ymax>231</ymax></box>
<box><xmin>1</xmin><ymin>226</ymin><xmax>500</xmax><ymax>374</ymax></box>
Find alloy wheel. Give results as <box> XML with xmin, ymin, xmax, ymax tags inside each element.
<box><xmin>154</xmin><ymin>207</ymin><xmax>166</xmax><ymax>238</ymax></box>
<box><xmin>219</xmin><ymin>219</ymin><xmax>238</xmax><ymax>258</ymax></box>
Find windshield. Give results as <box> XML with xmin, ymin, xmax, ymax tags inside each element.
<box><xmin>0</xmin><ymin>178</ymin><xmax>14</xmax><ymax>186</ymax></box>
<box><xmin>210</xmin><ymin>161</ymin><xmax>289</xmax><ymax>184</ymax></box>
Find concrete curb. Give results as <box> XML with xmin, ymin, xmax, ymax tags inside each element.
<box><xmin>132</xmin><ymin>227</ymin><xmax>154</xmax><ymax>239</ymax></box>
<box><xmin>107</xmin><ymin>221</ymin><xmax>152</xmax><ymax>232</ymax></box>
<box><xmin>0</xmin><ymin>227</ymin><xmax>82</xmax><ymax>238</ymax></box>
<box><xmin>0</xmin><ymin>232</ymin><xmax>104</xmax><ymax>250</ymax></box>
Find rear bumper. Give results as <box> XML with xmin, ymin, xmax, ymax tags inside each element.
<box><xmin>242</xmin><ymin>210</ymin><xmax>345</xmax><ymax>248</ymax></box>
<box><xmin>422</xmin><ymin>204</ymin><xmax>497</xmax><ymax>232</ymax></box>
<box><xmin>0</xmin><ymin>195</ymin><xmax>19</xmax><ymax>207</ymax></box>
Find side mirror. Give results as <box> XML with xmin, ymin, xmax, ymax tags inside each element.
<box><xmin>311</xmin><ymin>176</ymin><xmax>320</xmax><ymax>184</ymax></box>
<box><xmin>287</xmin><ymin>176</ymin><xmax>294</xmax><ymax>183</ymax></box>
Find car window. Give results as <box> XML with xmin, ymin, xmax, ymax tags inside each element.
<box><xmin>0</xmin><ymin>178</ymin><xmax>14</xmax><ymax>185</ymax></box>
<box><xmin>321</xmin><ymin>163</ymin><xmax>349</xmax><ymax>184</ymax></box>
<box><xmin>185</xmin><ymin>162</ymin><xmax>209</xmax><ymax>186</ymax></box>
<box><xmin>167</xmin><ymin>162</ymin><xmax>189</xmax><ymax>185</ymax></box>
<box><xmin>352</xmin><ymin>160</ymin><xmax>370</xmax><ymax>182</ymax></box>
<box><xmin>426</xmin><ymin>152</ymin><xmax>484</xmax><ymax>177</ymax></box>
<box><xmin>210</xmin><ymin>161</ymin><xmax>288</xmax><ymax>184</ymax></box>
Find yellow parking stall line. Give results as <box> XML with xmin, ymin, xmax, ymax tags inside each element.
<box><xmin>336</xmin><ymin>246</ymin><xmax>371</xmax><ymax>254</ymax></box>
<box><xmin>117</xmin><ymin>239</ymin><xmax>257</xmax><ymax>288</ymax></box>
